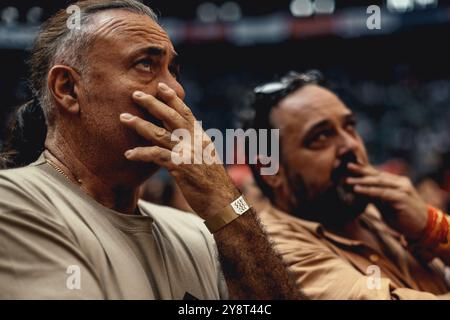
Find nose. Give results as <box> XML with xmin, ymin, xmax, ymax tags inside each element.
<box><xmin>160</xmin><ymin>72</ymin><xmax>185</xmax><ymax>100</ymax></box>
<box><xmin>336</xmin><ymin>130</ymin><xmax>360</xmax><ymax>158</ymax></box>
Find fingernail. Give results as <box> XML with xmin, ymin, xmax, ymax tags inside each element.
<box><xmin>133</xmin><ymin>91</ymin><xmax>145</xmax><ymax>98</ymax></box>
<box><xmin>158</xmin><ymin>82</ymin><xmax>169</xmax><ymax>91</ymax></box>
<box><xmin>124</xmin><ymin>150</ymin><xmax>133</xmax><ymax>158</ymax></box>
<box><xmin>120</xmin><ymin>113</ymin><xmax>134</xmax><ymax>120</ymax></box>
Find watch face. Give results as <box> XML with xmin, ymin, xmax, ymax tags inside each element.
<box><xmin>231</xmin><ymin>196</ymin><xmax>250</xmax><ymax>215</ymax></box>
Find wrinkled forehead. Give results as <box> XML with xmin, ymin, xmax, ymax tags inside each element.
<box><xmin>272</xmin><ymin>85</ymin><xmax>351</xmax><ymax>132</ymax></box>
<box><xmin>87</xmin><ymin>9</ymin><xmax>174</xmax><ymax>56</ymax></box>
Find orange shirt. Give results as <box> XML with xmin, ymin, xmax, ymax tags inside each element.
<box><xmin>259</xmin><ymin>204</ymin><xmax>450</xmax><ymax>299</ymax></box>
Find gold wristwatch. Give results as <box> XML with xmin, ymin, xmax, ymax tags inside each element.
<box><xmin>204</xmin><ymin>195</ymin><xmax>251</xmax><ymax>233</ymax></box>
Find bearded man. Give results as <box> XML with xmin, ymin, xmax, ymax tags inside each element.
<box><xmin>246</xmin><ymin>71</ymin><xmax>450</xmax><ymax>299</ymax></box>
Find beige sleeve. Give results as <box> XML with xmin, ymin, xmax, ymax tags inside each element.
<box><xmin>0</xmin><ymin>209</ymin><xmax>105</xmax><ymax>299</ymax></box>
<box><xmin>263</xmin><ymin>219</ymin><xmax>448</xmax><ymax>300</ymax></box>
<box><xmin>196</xmin><ymin>215</ymin><xmax>230</xmax><ymax>300</ymax></box>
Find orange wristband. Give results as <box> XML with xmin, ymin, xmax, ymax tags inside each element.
<box><xmin>421</xmin><ymin>206</ymin><xmax>449</xmax><ymax>249</ymax></box>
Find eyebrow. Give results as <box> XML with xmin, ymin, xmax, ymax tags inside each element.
<box><xmin>132</xmin><ymin>45</ymin><xmax>179</xmax><ymax>61</ymax></box>
<box><xmin>303</xmin><ymin>112</ymin><xmax>356</xmax><ymax>138</ymax></box>
<box><xmin>304</xmin><ymin>119</ymin><xmax>332</xmax><ymax>137</ymax></box>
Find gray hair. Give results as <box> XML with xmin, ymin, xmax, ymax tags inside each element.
<box><xmin>29</xmin><ymin>0</ymin><xmax>158</xmax><ymax>124</ymax></box>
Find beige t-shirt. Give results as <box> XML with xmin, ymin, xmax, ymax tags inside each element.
<box><xmin>0</xmin><ymin>156</ymin><xmax>228</xmax><ymax>299</ymax></box>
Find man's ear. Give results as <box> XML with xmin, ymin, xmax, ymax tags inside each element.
<box><xmin>47</xmin><ymin>65</ymin><xmax>81</xmax><ymax>114</ymax></box>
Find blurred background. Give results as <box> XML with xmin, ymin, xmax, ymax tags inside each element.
<box><xmin>0</xmin><ymin>0</ymin><xmax>449</xmax><ymax>211</ymax></box>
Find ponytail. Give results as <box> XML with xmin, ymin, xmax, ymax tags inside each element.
<box><xmin>0</xmin><ymin>98</ymin><xmax>47</xmax><ymax>169</ymax></box>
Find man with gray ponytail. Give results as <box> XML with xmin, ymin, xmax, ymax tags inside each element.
<box><xmin>0</xmin><ymin>0</ymin><xmax>298</xmax><ymax>299</ymax></box>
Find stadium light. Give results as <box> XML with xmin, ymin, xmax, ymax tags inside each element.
<box><xmin>1</xmin><ymin>7</ymin><xmax>19</xmax><ymax>26</ymax></box>
<box><xmin>26</xmin><ymin>7</ymin><xmax>43</xmax><ymax>25</ymax></box>
<box><xmin>290</xmin><ymin>0</ymin><xmax>314</xmax><ymax>17</ymax></box>
<box><xmin>387</xmin><ymin>0</ymin><xmax>415</xmax><ymax>12</ymax></box>
<box><xmin>219</xmin><ymin>2</ymin><xmax>242</xmax><ymax>22</ymax></box>
<box><xmin>314</xmin><ymin>0</ymin><xmax>335</xmax><ymax>14</ymax></box>
<box><xmin>197</xmin><ymin>2</ymin><xmax>219</xmax><ymax>23</ymax></box>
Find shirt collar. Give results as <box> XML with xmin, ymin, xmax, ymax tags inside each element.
<box><xmin>265</xmin><ymin>204</ymin><xmax>405</xmax><ymax>248</ymax></box>
<box><xmin>35</xmin><ymin>153</ymin><xmax>154</xmax><ymax>225</ymax></box>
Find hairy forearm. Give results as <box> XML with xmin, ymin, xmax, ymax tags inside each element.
<box><xmin>214</xmin><ymin>209</ymin><xmax>303</xmax><ymax>300</ymax></box>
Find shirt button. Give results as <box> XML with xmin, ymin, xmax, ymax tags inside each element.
<box><xmin>369</xmin><ymin>254</ymin><xmax>379</xmax><ymax>263</ymax></box>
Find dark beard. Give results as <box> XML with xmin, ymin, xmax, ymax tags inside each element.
<box><xmin>293</xmin><ymin>183</ymin><xmax>370</xmax><ymax>226</ymax></box>
<box><xmin>289</xmin><ymin>153</ymin><xmax>370</xmax><ymax>226</ymax></box>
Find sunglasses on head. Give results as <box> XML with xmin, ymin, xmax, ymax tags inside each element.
<box><xmin>252</xmin><ymin>70</ymin><xmax>324</xmax><ymax>106</ymax></box>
